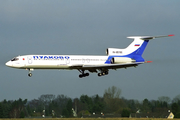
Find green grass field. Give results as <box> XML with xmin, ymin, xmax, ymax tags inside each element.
<box><xmin>0</xmin><ymin>118</ymin><xmax>179</xmax><ymax>120</ymax></box>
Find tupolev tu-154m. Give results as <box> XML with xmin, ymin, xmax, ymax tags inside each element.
<box><xmin>6</xmin><ymin>35</ymin><xmax>174</xmax><ymax>78</ymax></box>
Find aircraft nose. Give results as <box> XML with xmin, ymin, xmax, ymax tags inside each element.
<box><xmin>5</xmin><ymin>61</ymin><xmax>12</xmax><ymax>67</ymax></box>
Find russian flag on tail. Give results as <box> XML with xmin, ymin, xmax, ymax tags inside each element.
<box><xmin>134</xmin><ymin>44</ymin><xmax>140</xmax><ymax>46</ymax></box>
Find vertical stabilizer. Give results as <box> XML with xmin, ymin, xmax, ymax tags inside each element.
<box><xmin>125</xmin><ymin>37</ymin><xmax>149</xmax><ymax>56</ymax></box>
<box><xmin>105</xmin><ymin>35</ymin><xmax>174</xmax><ymax>63</ymax></box>
<box><xmin>126</xmin><ymin>34</ymin><xmax>174</xmax><ymax>56</ymax></box>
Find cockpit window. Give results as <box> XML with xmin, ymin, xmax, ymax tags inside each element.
<box><xmin>11</xmin><ymin>57</ymin><xmax>19</xmax><ymax>61</ymax></box>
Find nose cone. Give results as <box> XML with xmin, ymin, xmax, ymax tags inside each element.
<box><xmin>5</xmin><ymin>61</ymin><xmax>12</xmax><ymax>67</ymax></box>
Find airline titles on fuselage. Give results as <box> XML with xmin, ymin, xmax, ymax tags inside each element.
<box><xmin>33</xmin><ymin>56</ymin><xmax>70</xmax><ymax>60</ymax></box>
<box><xmin>33</xmin><ymin>56</ymin><xmax>107</xmax><ymax>62</ymax></box>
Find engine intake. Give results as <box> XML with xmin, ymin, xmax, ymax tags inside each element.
<box><xmin>106</xmin><ymin>48</ymin><xmax>123</xmax><ymax>55</ymax></box>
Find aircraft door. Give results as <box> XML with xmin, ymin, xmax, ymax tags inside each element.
<box><xmin>65</xmin><ymin>56</ymin><xmax>70</xmax><ymax>64</ymax></box>
<box><xmin>82</xmin><ymin>58</ymin><xmax>85</xmax><ymax>63</ymax></box>
<box><xmin>27</xmin><ymin>56</ymin><xmax>33</xmax><ymax>64</ymax></box>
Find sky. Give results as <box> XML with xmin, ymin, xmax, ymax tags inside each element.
<box><xmin>0</xmin><ymin>0</ymin><xmax>180</xmax><ymax>102</ymax></box>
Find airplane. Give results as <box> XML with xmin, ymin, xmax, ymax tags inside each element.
<box><xmin>5</xmin><ymin>34</ymin><xmax>174</xmax><ymax>78</ymax></box>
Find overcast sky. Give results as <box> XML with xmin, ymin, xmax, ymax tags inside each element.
<box><xmin>0</xmin><ymin>0</ymin><xmax>180</xmax><ymax>101</ymax></box>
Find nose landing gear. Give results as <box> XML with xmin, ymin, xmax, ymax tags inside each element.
<box><xmin>27</xmin><ymin>68</ymin><xmax>34</xmax><ymax>77</ymax></box>
<box><xmin>28</xmin><ymin>73</ymin><xmax>32</xmax><ymax>77</ymax></box>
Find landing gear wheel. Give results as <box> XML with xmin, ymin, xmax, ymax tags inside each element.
<box><xmin>27</xmin><ymin>68</ymin><xmax>34</xmax><ymax>77</ymax></box>
<box><xmin>105</xmin><ymin>71</ymin><xmax>109</xmax><ymax>75</ymax></box>
<box><xmin>98</xmin><ymin>73</ymin><xmax>102</xmax><ymax>76</ymax></box>
<box><xmin>79</xmin><ymin>74</ymin><xmax>83</xmax><ymax>78</ymax></box>
<box><xmin>85</xmin><ymin>73</ymin><xmax>89</xmax><ymax>76</ymax></box>
<box><xmin>28</xmin><ymin>73</ymin><xmax>32</xmax><ymax>77</ymax></box>
<box><xmin>79</xmin><ymin>73</ymin><xmax>90</xmax><ymax>78</ymax></box>
<box><xmin>98</xmin><ymin>71</ymin><xmax>108</xmax><ymax>77</ymax></box>
<box><xmin>78</xmin><ymin>69</ymin><xmax>90</xmax><ymax>78</ymax></box>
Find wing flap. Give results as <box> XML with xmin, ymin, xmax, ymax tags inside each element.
<box><xmin>68</xmin><ymin>64</ymin><xmax>84</xmax><ymax>70</ymax></box>
<box><xmin>69</xmin><ymin>62</ymin><xmax>144</xmax><ymax>72</ymax></box>
<box><xmin>83</xmin><ymin>62</ymin><xmax>144</xmax><ymax>69</ymax></box>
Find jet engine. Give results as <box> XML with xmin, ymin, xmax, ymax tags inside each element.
<box><xmin>111</xmin><ymin>57</ymin><xmax>135</xmax><ymax>64</ymax></box>
<box><xmin>106</xmin><ymin>48</ymin><xmax>124</xmax><ymax>55</ymax></box>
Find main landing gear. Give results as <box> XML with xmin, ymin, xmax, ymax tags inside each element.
<box><xmin>78</xmin><ymin>69</ymin><xmax>109</xmax><ymax>78</ymax></box>
<box><xmin>97</xmin><ymin>71</ymin><xmax>108</xmax><ymax>77</ymax></box>
<box><xmin>78</xmin><ymin>70</ymin><xmax>89</xmax><ymax>78</ymax></box>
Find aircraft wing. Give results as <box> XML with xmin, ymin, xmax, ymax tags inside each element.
<box><xmin>69</xmin><ymin>62</ymin><xmax>144</xmax><ymax>72</ymax></box>
<box><xmin>82</xmin><ymin>62</ymin><xmax>144</xmax><ymax>69</ymax></box>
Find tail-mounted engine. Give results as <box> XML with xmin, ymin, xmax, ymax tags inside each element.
<box><xmin>106</xmin><ymin>48</ymin><xmax>123</xmax><ymax>55</ymax></box>
<box><xmin>111</xmin><ymin>57</ymin><xmax>135</xmax><ymax>64</ymax></box>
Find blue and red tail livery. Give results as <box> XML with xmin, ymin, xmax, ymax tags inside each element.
<box><xmin>134</xmin><ymin>44</ymin><xmax>140</xmax><ymax>46</ymax></box>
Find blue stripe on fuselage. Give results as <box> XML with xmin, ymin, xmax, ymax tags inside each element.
<box><xmin>105</xmin><ymin>40</ymin><xmax>149</xmax><ymax>64</ymax></box>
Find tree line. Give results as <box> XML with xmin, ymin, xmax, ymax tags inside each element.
<box><xmin>0</xmin><ymin>86</ymin><xmax>180</xmax><ymax>118</ymax></box>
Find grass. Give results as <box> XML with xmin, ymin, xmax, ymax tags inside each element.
<box><xmin>0</xmin><ymin>118</ymin><xmax>179</xmax><ymax>120</ymax></box>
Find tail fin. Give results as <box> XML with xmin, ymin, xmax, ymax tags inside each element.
<box><xmin>105</xmin><ymin>35</ymin><xmax>174</xmax><ymax>63</ymax></box>
<box><xmin>126</xmin><ymin>34</ymin><xmax>174</xmax><ymax>56</ymax></box>
<box><xmin>125</xmin><ymin>37</ymin><xmax>149</xmax><ymax>56</ymax></box>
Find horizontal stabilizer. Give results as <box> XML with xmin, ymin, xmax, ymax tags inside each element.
<box><xmin>127</xmin><ymin>34</ymin><xmax>174</xmax><ymax>40</ymax></box>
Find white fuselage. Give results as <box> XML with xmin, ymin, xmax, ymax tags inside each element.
<box><xmin>6</xmin><ymin>55</ymin><xmax>109</xmax><ymax>69</ymax></box>
<box><xmin>6</xmin><ymin>35</ymin><xmax>173</xmax><ymax>77</ymax></box>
